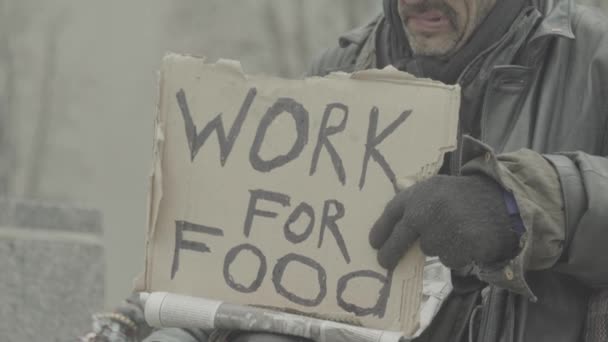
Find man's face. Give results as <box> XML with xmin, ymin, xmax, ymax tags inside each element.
<box><xmin>397</xmin><ymin>0</ymin><xmax>498</xmax><ymax>56</ymax></box>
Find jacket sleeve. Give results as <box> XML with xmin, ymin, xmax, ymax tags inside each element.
<box><xmin>459</xmin><ymin>137</ymin><xmax>566</xmax><ymax>300</ymax></box>
<box><xmin>543</xmin><ymin>11</ymin><xmax>608</xmax><ymax>288</ymax></box>
<box><xmin>460</xmin><ymin>142</ymin><xmax>608</xmax><ymax>299</ymax></box>
<box><xmin>546</xmin><ymin>152</ymin><xmax>608</xmax><ymax>288</ymax></box>
<box><xmin>304</xmin><ymin>15</ymin><xmax>380</xmax><ymax>78</ymax></box>
<box><xmin>460</xmin><ymin>11</ymin><xmax>608</xmax><ymax>295</ymax></box>
<box><xmin>458</xmin><ymin>136</ymin><xmax>608</xmax><ymax>299</ymax></box>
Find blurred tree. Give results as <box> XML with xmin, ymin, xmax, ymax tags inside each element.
<box><xmin>263</xmin><ymin>1</ymin><xmax>291</xmax><ymax>76</ymax></box>
<box><xmin>0</xmin><ymin>0</ymin><xmax>69</xmax><ymax>198</ymax></box>
<box><xmin>0</xmin><ymin>0</ymin><xmax>25</xmax><ymax>195</ymax></box>
<box><xmin>24</xmin><ymin>10</ymin><xmax>68</xmax><ymax>197</ymax></box>
<box><xmin>260</xmin><ymin>0</ymin><xmax>379</xmax><ymax>77</ymax></box>
<box><xmin>165</xmin><ymin>0</ymin><xmax>378</xmax><ymax>78</ymax></box>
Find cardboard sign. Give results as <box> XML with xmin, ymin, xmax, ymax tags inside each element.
<box><xmin>144</xmin><ymin>54</ymin><xmax>459</xmax><ymax>334</ymax></box>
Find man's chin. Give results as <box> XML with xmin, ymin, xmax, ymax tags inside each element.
<box><xmin>410</xmin><ymin>37</ymin><xmax>454</xmax><ymax>57</ymax></box>
<box><xmin>405</xmin><ymin>31</ymin><xmax>458</xmax><ymax>57</ymax></box>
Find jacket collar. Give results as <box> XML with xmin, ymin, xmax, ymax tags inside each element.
<box><xmin>530</xmin><ymin>0</ymin><xmax>575</xmax><ymax>41</ymax></box>
<box><xmin>338</xmin><ymin>14</ymin><xmax>382</xmax><ymax>48</ymax></box>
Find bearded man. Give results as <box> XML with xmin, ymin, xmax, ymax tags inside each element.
<box><xmin>86</xmin><ymin>1</ymin><xmax>608</xmax><ymax>341</ymax></box>
<box><xmin>308</xmin><ymin>1</ymin><xmax>608</xmax><ymax>340</ymax></box>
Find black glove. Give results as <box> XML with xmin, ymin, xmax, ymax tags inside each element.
<box><xmin>369</xmin><ymin>175</ymin><xmax>521</xmax><ymax>270</ymax></box>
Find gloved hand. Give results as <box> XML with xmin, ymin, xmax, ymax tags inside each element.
<box><xmin>369</xmin><ymin>175</ymin><xmax>521</xmax><ymax>270</ymax></box>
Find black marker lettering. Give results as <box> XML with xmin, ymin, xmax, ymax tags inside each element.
<box><xmin>171</xmin><ymin>221</ymin><xmax>224</xmax><ymax>279</ymax></box>
<box><xmin>318</xmin><ymin>199</ymin><xmax>350</xmax><ymax>264</ymax></box>
<box><xmin>309</xmin><ymin>103</ymin><xmax>348</xmax><ymax>185</ymax></box>
<box><xmin>337</xmin><ymin>270</ymin><xmax>392</xmax><ymax>317</ymax></box>
<box><xmin>272</xmin><ymin>253</ymin><xmax>327</xmax><ymax>307</ymax></box>
<box><xmin>359</xmin><ymin>108</ymin><xmax>412</xmax><ymax>193</ymax></box>
<box><xmin>243</xmin><ymin>189</ymin><xmax>290</xmax><ymax>237</ymax></box>
<box><xmin>283</xmin><ymin>202</ymin><xmax>315</xmax><ymax>244</ymax></box>
<box><xmin>176</xmin><ymin>87</ymin><xmax>257</xmax><ymax>165</ymax></box>
<box><xmin>250</xmin><ymin>98</ymin><xmax>309</xmax><ymax>172</ymax></box>
<box><xmin>223</xmin><ymin>244</ymin><xmax>267</xmax><ymax>293</ymax></box>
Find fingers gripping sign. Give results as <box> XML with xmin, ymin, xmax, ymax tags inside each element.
<box><xmin>370</xmin><ymin>175</ymin><xmax>522</xmax><ymax>271</ymax></box>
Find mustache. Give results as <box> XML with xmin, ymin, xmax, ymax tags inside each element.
<box><xmin>400</xmin><ymin>0</ymin><xmax>458</xmax><ymax>26</ymax></box>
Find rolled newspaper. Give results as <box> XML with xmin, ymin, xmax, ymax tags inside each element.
<box><xmin>140</xmin><ymin>292</ymin><xmax>408</xmax><ymax>342</ymax></box>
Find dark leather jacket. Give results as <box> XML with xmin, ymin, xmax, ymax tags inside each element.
<box><xmin>307</xmin><ymin>0</ymin><xmax>608</xmax><ymax>341</ymax></box>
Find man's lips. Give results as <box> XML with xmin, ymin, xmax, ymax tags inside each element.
<box><xmin>406</xmin><ymin>10</ymin><xmax>451</xmax><ymax>33</ymax></box>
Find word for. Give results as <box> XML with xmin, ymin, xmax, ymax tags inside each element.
<box><xmin>171</xmin><ymin>189</ymin><xmax>392</xmax><ymax>317</ymax></box>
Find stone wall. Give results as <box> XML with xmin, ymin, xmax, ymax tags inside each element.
<box><xmin>0</xmin><ymin>198</ymin><xmax>104</xmax><ymax>341</ymax></box>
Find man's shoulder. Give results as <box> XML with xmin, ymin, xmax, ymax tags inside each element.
<box><xmin>571</xmin><ymin>4</ymin><xmax>608</xmax><ymax>43</ymax></box>
<box><xmin>306</xmin><ymin>15</ymin><xmax>383</xmax><ymax>77</ymax></box>
<box><xmin>305</xmin><ymin>44</ymin><xmax>361</xmax><ymax>77</ymax></box>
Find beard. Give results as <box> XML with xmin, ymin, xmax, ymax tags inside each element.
<box><xmin>397</xmin><ymin>0</ymin><xmax>500</xmax><ymax>57</ymax></box>
<box><xmin>403</xmin><ymin>26</ymin><xmax>461</xmax><ymax>56</ymax></box>
<box><xmin>398</xmin><ymin>0</ymin><xmax>462</xmax><ymax>56</ymax></box>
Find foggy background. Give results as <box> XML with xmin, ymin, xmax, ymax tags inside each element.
<box><xmin>0</xmin><ymin>0</ymin><xmax>606</xmax><ymax>340</ymax></box>
<box><xmin>0</xmin><ymin>0</ymin><xmax>380</xmax><ymax>331</ymax></box>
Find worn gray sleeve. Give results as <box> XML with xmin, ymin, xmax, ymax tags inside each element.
<box><xmin>458</xmin><ymin>137</ymin><xmax>566</xmax><ymax>300</ymax></box>
<box><xmin>543</xmin><ymin>27</ymin><xmax>608</xmax><ymax>288</ymax></box>
<box><xmin>547</xmin><ymin>152</ymin><xmax>608</xmax><ymax>288</ymax></box>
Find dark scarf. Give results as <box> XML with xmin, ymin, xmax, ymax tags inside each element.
<box><xmin>379</xmin><ymin>0</ymin><xmax>527</xmax><ymax>84</ymax></box>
